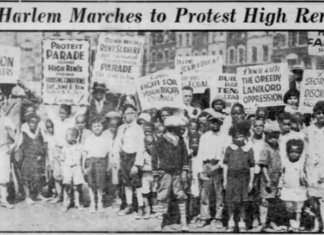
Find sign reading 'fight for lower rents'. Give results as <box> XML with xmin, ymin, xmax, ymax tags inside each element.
<box><xmin>299</xmin><ymin>70</ymin><xmax>324</xmax><ymax>113</ymax></box>
<box><xmin>237</xmin><ymin>62</ymin><xmax>289</xmax><ymax>109</ymax></box>
<box><xmin>42</xmin><ymin>39</ymin><xmax>90</xmax><ymax>105</ymax></box>
<box><xmin>308</xmin><ymin>32</ymin><xmax>324</xmax><ymax>56</ymax></box>
<box><xmin>210</xmin><ymin>73</ymin><xmax>239</xmax><ymax>112</ymax></box>
<box><xmin>92</xmin><ymin>34</ymin><xmax>145</xmax><ymax>94</ymax></box>
<box><xmin>0</xmin><ymin>46</ymin><xmax>20</xmax><ymax>84</ymax></box>
<box><xmin>136</xmin><ymin>70</ymin><xmax>183</xmax><ymax>110</ymax></box>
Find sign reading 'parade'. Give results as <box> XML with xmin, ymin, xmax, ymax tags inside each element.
<box><xmin>0</xmin><ymin>46</ymin><xmax>21</xmax><ymax>84</ymax></box>
<box><xmin>237</xmin><ymin>62</ymin><xmax>289</xmax><ymax>109</ymax></box>
<box><xmin>92</xmin><ymin>34</ymin><xmax>145</xmax><ymax>94</ymax></box>
<box><xmin>136</xmin><ymin>70</ymin><xmax>183</xmax><ymax>110</ymax></box>
<box><xmin>42</xmin><ymin>39</ymin><xmax>90</xmax><ymax>105</ymax></box>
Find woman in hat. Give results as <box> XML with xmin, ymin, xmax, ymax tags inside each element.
<box><xmin>86</xmin><ymin>82</ymin><xmax>116</xmax><ymax>129</ymax></box>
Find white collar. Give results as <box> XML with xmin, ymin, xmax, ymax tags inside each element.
<box><xmin>229</xmin><ymin>141</ymin><xmax>252</xmax><ymax>152</ymax></box>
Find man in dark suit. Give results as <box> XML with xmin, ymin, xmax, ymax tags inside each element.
<box><xmin>86</xmin><ymin>83</ymin><xmax>116</xmax><ymax>129</ymax></box>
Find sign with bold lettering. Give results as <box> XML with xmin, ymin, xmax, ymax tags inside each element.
<box><xmin>299</xmin><ymin>70</ymin><xmax>324</xmax><ymax>113</ymax></box>
<box><xmin>237</xmin><ymin>63</ymin><xmax>289</xmax><ymax>110</ymax></box>
<box><xmin>136</xmin><ymin>70</ymin><xmax>183</xmax><ymax>110</ymax></box>
<box><xmin>92</xmin><ymin>34</ymin><xmax>145</xmax><ymax>94</ymax></box>
<box><xmin>42</xmin><ymin>39</ymin><xmax>90</xmax><ymax>105</ymax></box>
<box><xmin>0</xmin><ymin>46</ymin><xmax>20</xmax><ymax>84</ymax></box>
<box><xmin>175</xmin><ymin>55</ymin><xmax>223</xmax><ymax>93</ymax></box>
<box><xmin>210</xmin><ymin>73</ymin><xmax>239</xmax><ymax>112</ymax></box>
<box><xmin>308</xmin><ymin>32</ymin><xmax>324</xmax><ymax>56</ymax></box>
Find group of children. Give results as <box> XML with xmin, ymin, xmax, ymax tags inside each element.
<box><xmin>1</xmin><ymin>83</ymin><xmax>324</xmax><ymax>233</ymax></box>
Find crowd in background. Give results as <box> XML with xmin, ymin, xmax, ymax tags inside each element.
<box><xmin>0</xmin><ymin>65</ymin><xmax>324</xmax><ymax>232</ymax></box>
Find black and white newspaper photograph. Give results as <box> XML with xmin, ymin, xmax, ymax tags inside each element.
<box><xmin>0</xmin><ymin>1</ymin><xmax>324</xmax><ymax>233</ymax></box>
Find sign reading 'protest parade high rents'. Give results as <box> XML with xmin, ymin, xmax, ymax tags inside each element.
<box><xmin>299</xmin><ymin>70</ymin><xmax>324</xmax><ymax>113</ymax></box>
<box><xmin>136</xmin><ymin>70</ymin><xmax>183</xmax><ymax>111</ymax></box>
<box><xmin>175</xmin><ymin>55</ymin><xmax>223</xmax><ymax>93</ymax></box>
<box><xmin>42</xmin><ymin>39</ymin><xmax>90</xmax><ymax>105</ymax></box>
<box><xmin>0</xmin><ymin>46</ymin><xmax>20</xmax><ymax>84</ymax></box>
<box><xmin>210</xmin><ymin>73</ymin><xmax>239</xmax><ymax>112</ymax></box>
<box><xmin>308</xmin><ymin>32</ymin><xmax>324</xmax><ymax>56</ymax></box>
<box><xmin>92</xmin><ymin>34</ymin><xmax>145</xmax><ymax>94</ymax></box>
<box><xmin>237</xmin><ymin>63</ymin><xmax>289</xmax><ymax>111</ymax></box>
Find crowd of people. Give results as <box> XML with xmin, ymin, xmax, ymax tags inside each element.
<box><xmin>0</xmin><ymin>65</ymin><xmax>324</xmax><ymax>232</ymax></box>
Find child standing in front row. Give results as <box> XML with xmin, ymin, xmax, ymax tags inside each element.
<box><xmin>83</xmin><ymin>117</ymin><xmax>111</xmax><ymax>213</ymax></box>
<box><xmin>223</xmin><ymin>120</ymin><xmax>255</xmax><ymax>232</ymax></box>
<box><xmin>60</xmin><ymin>128</ymin><xmax>84</xmax><ymax>213</ymax></box>
<box><xmin>279</xmin><ymin>139</ymin><xmax>307</xmax><ymax>232</ymax></box>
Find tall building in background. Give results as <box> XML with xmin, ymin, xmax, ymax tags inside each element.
<box><xmin>225</xmin><ymin>32</ymin><xmax>248</xmax><ymax>73</ymax></box>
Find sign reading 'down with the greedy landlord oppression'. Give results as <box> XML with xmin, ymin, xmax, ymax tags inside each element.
<box><xmin>237</xmin><ymin>62</ymin><xmax>289</xmax><ymax>110</ymax></box>
<box><xmin>92</xmin><ymin>34</ymin><xmax>145</xmax><ymax>94</ymax></box>
<box><xmin>42</xmin><ymin>39</ymin><xmax>90</xmax><ymax>105</ymax></box>
<box><xmin>0</xmin><ymin>46</ymin><xmax>20</xmax><ymax>84</ymax></box>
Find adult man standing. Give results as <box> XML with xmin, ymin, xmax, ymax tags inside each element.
<box><xmin>182</xmin><ymin>86</ymin><xmax>201</xmax><ymax>119</ymax></box>
<box><xmin>86</xmin><ymin>83</ymin><xmax>115</xmax><ymax>129</ymax></box>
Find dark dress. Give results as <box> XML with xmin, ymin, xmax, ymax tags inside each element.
<box><xmin>224</xmin><ymin>145</ymin><xmax>255</xmax><ymax>203</ymax></box>
<box><xmin>21</xmin><ymin>132</ymin><xmax>46</xmax><ymax>190</ymax></box>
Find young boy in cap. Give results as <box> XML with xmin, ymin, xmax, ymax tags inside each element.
<box><xmin>195</xmin><ymin>112</ymin><xmax>225</xmax><ymax>229</ymax></box>
<box><xmin>152</xmin><ymin>116</ymin><xmax>190</xmax><ymax>231</ymax></box>
<box><xmin>259</xmin><ymin>122</ymin><xmax>284</xmax><ymax>231</ymax></box>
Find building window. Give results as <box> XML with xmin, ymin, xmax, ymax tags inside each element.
<box><xmin>263</xmin><ymin>45</ymin><xmax>269</xmax><ymax>62</ymax></box>
<box><xmin>165</xmin><ymin>50</ymin><xmax>169</xmax><ymax>62</ymax></box>
<box><xmin>186</xmin><ymin>53</ymin><xmax>190</xmax><ymax>56</ymax></box>
<box><xmin>229</xmin><ymin>49</ymin><xmax>235</xmax><ymax>64</ymax></box>
<box><xmin>212</xmin><ymin>51</ymin><xmax>216</xmax><ymax>55</ymax></box>
<box><xmin>179</xmin><ymin>34</ymin><xmax>182</xmax><ymax>47</ymax></box>
<box><xmin>298</xmin><ymin>32</ymin><xmax>308</xmax><ymax>45</ymax></box>
<box><xmin>239</xmin><ymin>48</ymin><xmax>244</xmax><ymax>64</ymax></box>
<box><xmin>157</xmin><ymin>52</ymin><xmax>163</xmax><ymax>62</ymax></box>
<box><xmin>219</xmin><ymin>50</ymin><xmax>223</xmax><ymax>55</ymax></box>
<box><xmin>213</xmin><ymin>33</ymin><xmax>217</xmax><ymax>42</ymax></box>
<box><xmin>252</xmin><ymin>47</ymin><xmax>257</xmax><ymax>63</ymax></box>
<box><xmin>186</xmin><ymin>33</ymin><xmax>190</xmax><ymax>46</ymax></box>
<box><xmin>152</xmin><ymin>34</ymin><xmax>156</xmax><ymax>45</ymax></box>
<box><xmin>273</xmin><ymin>33</ymin><xmax>286</xmax><ymax>48</ymax></box>
<box><xmin>220</xmin><ymin>32</ymin><xmax>223</xmax><ymax>36</ymax></box>
<box><xmin>202</xmin><ymin>52</ymin><xmax>206</xmax><ymax>56</ymax></box>
<box><xmin>151</xmin><ymin>52</ymin><xmax>156</xmax><ymax>63</ymax></box>
<box><xmin>289</xmin><ymin>32</ymin><xmax>297</xmax><ymax>47</ymax></box>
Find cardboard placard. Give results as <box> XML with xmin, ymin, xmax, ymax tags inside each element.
<box><xmin>136</xmin><ymin>70</ymin><xmax>183</xmax><ymax>111</ymax></box>
<box><xmin>92</xmin><ymin>34</ymin><xmax>145</xmax><ymax>94</ymax></box>
<box><xmin>299</xmin><ymin>70</ymin><xmax>324</xmax><ymax>113</ymax></box>
<box><xmin>175</xmin><ymin>55</ymin><xmax>223</xmax><ymax>74</ymax></box>
<box><xmin>237</xmin><ymin>63</ymin><xmax>289</xmax><ymax>110</ymax></box>
<box><xmin>210</xmin><ymin>73</ymin><xmax>239</xmax><ymax>113</ymax></box>
<box><xmin>308</xmin><ymin>32</ymin><xmax>324</xmax><ymax>56</ymax></box>
<box><xmin>42</xmin><ymin>39</ymin><xmax>90</xmax><ymax>105</ymax></box>
<box><xmin>0</xmin><ymin>46</ymin><xmax>20</xmax><ymax>84</ymax></box>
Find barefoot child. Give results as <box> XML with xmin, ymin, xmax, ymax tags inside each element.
<box><xmin>223</xmin><ymin>120</ymin><xmax>255</xmax><ymax>232</ymax></box>
<box><xmin>279</xmin><ymin>139</ymin><xmax>307</xmax><ymax>232</ymax></box>
<box><xmin>259</xmin><ymin>122</ymin><xmax>283</xmax><ymax>231</ymax></box>
<box><xmin>60</xmin><ymin>128</ymin><xmax>84</xmax><ymax>212</ymax></box>
<box><xmin>83</xmin><ymin>117</ymin><xmax>111</xmax><ymax>213</ymax></box>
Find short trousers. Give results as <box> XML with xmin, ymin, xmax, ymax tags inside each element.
<box><xmin>141</xmin><ymin>172</ymin><xmax>156</xmax><ymax>194</ymax></box>
<box><xmin>284</xmin><ymin>201</ymin><xmax>305</xmax><ymax>213</ymax></box>
<box><xmin>62</xmin><ymin>164</ymin><xmax>84</xmax><ymax>185</ymax></box>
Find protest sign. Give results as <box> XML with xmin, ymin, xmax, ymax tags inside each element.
<box><xmin>308</xmin><ymin>32</ymin><xmax>324</xmax><ymax>56</ymax></box>
<box><xmin>175</xmin><ymin>55</ymin><xmax>223</xmax><ymax>74</ymax></box>
<box><xmin>0</xmin><ymin>46</ymin><xmax>20</xmax><ymax>84</ymax></box>
<box><xmin>180</xmin><ymin>70</ymin><xmax>214</xmax><ymax>93</ymax></box>
<box><xmin>92</xmin><ymin>34</ymin><xmax>145</xmax><ymax>94</ymax></box>
<box><xmin>136</xmin><ymin>70</ymin><xmax>183</xmax><ymax>111</ymax></box>
<box><xmin>237</xmin><ymin>63</ymin><xmax>289</xmax><ymax>111</ymax></box>
<box><xmin>299</xmin><ymin>70</ymin><xmax>324</xmax><ymax>113</ymax></box>
<box><xmin>210</xmin><ymin>73</ymin><xmax>239</xmax><ymax>112</ymax></box>
<box><xmin>42</xmin><ymin>39</ymin><xmax>90</xmax><ymax>105</ymax></box>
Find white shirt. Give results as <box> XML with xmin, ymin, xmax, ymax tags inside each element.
<box><xmin>60</xmin><ymin>143</ymin><xmax>83</xmax><ymax>167</ymax></box>
<box><xmin>83</xmin><ymin>134</ymin><xmax>111</xmax><ymax>158</ymax></box>
<box><xmin>95</xmin><ymin>99</ymin><xmax>105</xmax><ymax>113</ymax></box>
<box><xmin>196</xmin><ymin>131</ymin><xmax>226</xmax><ymax>174</ymax></box>
<box><xmin>250</xmin><ymin>136</ymin><xmax>265</xmax><ymax>174</ymax></box>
